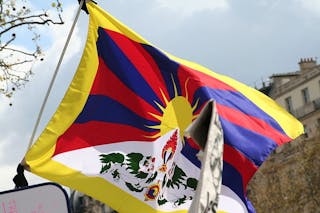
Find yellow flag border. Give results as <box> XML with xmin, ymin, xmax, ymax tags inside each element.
<box><xmin>86</xmin><ymin>2</ymin><xmax>303</xmax><ymax>139</ymax></box>
<box><xmin>25</xmin><ymin>1</ymin><xmax>303</xmax><ymax>212</ymax></box>
<box><xmin>25</xmin><ymin>2</ymin><xmax>193</xmax><ymax>212</ymax></box>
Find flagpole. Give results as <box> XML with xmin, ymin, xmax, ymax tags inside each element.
<box><xmin>25</xmin><ymin>0</ymin><xmax>85</xmax><ymax>152</ymax></box>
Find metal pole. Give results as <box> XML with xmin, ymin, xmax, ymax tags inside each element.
<box><xmin>26</xmin><ymin>0</ymin><xmax>85</xmax><ymax>151</ymax></box>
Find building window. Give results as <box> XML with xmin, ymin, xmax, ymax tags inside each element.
<box><xmin>301</xmin><ymin>87</ymin><xmax>310</xmax><ymax>104</ymax></box>
<box><xmin>285</xmin><ymin>96</ymin><xmax>293</xmax><ymax>113</ymax></box>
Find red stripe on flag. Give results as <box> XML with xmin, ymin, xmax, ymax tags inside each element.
<box><xmin>90</xmin><ymin>58</ymin><xmax>161</xmax><ymax>122</ymax></box>
<box><xmin>53</xmin><ymin>121</ymin><xmax>157</xmax><ymax>156</ymax></box>
<box><xmin>104</xmin><ymin>29</ymin><xmax>170</xmax><ymax>105</ymax></box>
<box><xmin>223</xmin><ymin>144</ymin><xmax>258</xmax><ymax>190</ymax></box>
<box><xmin>216</xmin><ymin>104</ymin><xmax>291</xmax><ymax>146</ymax></box>
<box><xmin>178</xmin><ymin>64</ymin><xmax>237</xmax><ymax>104</ymax></box>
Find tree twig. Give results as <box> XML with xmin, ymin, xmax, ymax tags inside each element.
<box><xmin>0</xmin><ymin>15</ymin><xmax>64</xmax><ymax>35</ymax></box>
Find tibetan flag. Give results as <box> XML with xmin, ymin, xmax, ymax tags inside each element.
<box><xmin>24</xmin><ymin>2</ymin><xmax>303</xmax><ymax>213</ymax></box>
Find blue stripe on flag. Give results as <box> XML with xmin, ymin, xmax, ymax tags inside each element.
<box><xmin>223</xmin><ymin>162</ymin><xmax>256</xmax><ymax>213</ymax></box>
<box><xmin>192</xmin><ymin>87</ymin><xmax>286</xmax><ymax>135</ymax></box>
<box><xmin>142</xmin><ymin>44</ymin><xmax>182</xmax><ymax>100</ymax></box>
<box><xmin>96</xmin><ymin>28</ymin><xmax>163</xmax><ymax>112</ymax></box>
<box><xmin>221</xmin><ymin>117</ymin><xmax>278</xmax><ymax>166</ymax></box>
<box><xmin>75</xmin><ymin>95</ymin><xmax>159</xmax><ymax>132</ymax></box>
<box><xmin>181</xmin><ymin>138</ymin><xmax>201</xmax><ymax>168</ymax></box>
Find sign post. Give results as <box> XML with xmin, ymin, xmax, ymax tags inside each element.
<box><xmin>186</xmin><ymin>101</ymin><xmax>223</xmax><ymax>213</ymax></box>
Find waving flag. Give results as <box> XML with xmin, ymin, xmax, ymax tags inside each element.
<box><xmin>24</xmin><ymin>2</ymin><xmax>303</xmax><ymax>213</ymax></box>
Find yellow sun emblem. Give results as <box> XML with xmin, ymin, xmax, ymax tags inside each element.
<box><xmin>147</xmin><ymin>76</ymin><xmax>199</xmax><ymax>141</ymax></box>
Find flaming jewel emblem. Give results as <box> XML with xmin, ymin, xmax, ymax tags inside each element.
<box><xmin>159</xmin><ymin>129</ymin><xmax>178</xmax><ymax>172</ymax></box>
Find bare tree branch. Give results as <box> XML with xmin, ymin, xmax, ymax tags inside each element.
<box><xmin>1</xmin><ymin>46</ymin><xmax>37</xmax><ymax>57</ymax></box>
<box><xmin>6</xmin><ymin>59</ymin><xmax>34</xmax><ymax>68</ymax></box>
<box><xmin>0</xmin><ymin>33</ymin><xmax>15</xmax><ymax>51</ymax></box>
<box><xmin>0</xmin><ymin>0</ymin><xmax>3</xmax><ymax>16</ymax></box>
<box><xmin>0</xmin><ymin>0</ymin><xmax>64</xmax><ymax>99</ymax></box>
<box><xmin>1</xmin><ymin>13</ymin><xmax>46</xmax><ymax>27</ymax></box>
<box><xmin>1</xmin><ymin>14</ymin><xmax>64</xmax><ymax>35</ymax></box>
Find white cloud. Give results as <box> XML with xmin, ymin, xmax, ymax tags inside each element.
<box><xmin>37</xmin><ymin>5</ymin><xmax>84</xmax><ymax>63</ymax></box>
<box><xmin>0</xmin><ymin>165</ymin><xmax>19</xmax><ymax>190</ymax></box>
<box><xmin>0</xmin><ymin>3</ymin><xmax>84</xmax><ymax>192</ymax></box>
<box><xmin>297</xmin><ymin>0</ymin><xmax>320</xmax><ymax>16</ymax></box>
<box><xmin>155</xmin><ymin>0</ymin><xmax>229</xmax><ymax>16</ymax></box>
<box><xmin>0</xmin><ymin>122</ymin><xmax>46</xmax><ymax>191</ymax></box>
<box><xmin>256</xmin><ymin>0</ymin><xmax>281</xmax><ymax>8</ymax></box>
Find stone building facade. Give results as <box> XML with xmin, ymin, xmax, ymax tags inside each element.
<box><xmin>264</xmin><ymin>58</ymin><xmax>320</xmax><ymax>138</ymax></box>
<box><xmin>248</xmin><ymin>58</ymin><xmax>320</xmax><ymax>212</ymax></box>
<box><xmin>248</xmin><ymin>136</ymin><xmax>320</xmax><ymax>213</ymax></box>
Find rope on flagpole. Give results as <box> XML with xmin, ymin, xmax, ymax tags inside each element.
<box><xmin>26</xmin><ymin>0</ymin><xmax>85</xmax><ymax>151</ymax></box>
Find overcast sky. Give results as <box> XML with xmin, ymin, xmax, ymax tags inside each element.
<box><xmin>1</xmin><ymin>0</ymin><xmax>319</xmax><ymax>191</ymax></box>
